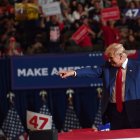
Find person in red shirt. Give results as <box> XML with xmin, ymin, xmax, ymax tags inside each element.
<box><xmin>101</xmin><ymin>20</ymin><xmax>121</xmax><ymax>48</ymax></box>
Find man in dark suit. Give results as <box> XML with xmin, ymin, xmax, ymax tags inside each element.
<box><xmin>58</xmin><ymin>43</ymin><xmax>140</xmax><ymax>130</ymax></box>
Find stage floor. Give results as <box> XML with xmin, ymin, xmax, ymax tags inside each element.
<box><xmin>58</xmin><ymin>128</ymin><xmax>140</xmax><ymax>140</ymax></box>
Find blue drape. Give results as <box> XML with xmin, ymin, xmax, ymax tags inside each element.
<box><xmin>0</xmin><ymin>57</ymin><xmax>100</xmax><ymax>132</ymax></box>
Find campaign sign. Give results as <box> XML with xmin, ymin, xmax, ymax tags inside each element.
<box><xmin>38</xmin><ymin>0</ymin><xmax>53</xmax><ymax>6</ymax></box>
<box><xmin>72</xmin><ymin>25</ymin><xmax>89</xmax><ymax>44</ymax></box>
<box><xmin>11</xmin><ymin>53</ymin><xmax>104</xmax><ymax>90</ymax></box>
<box><xmin>42</xmin><ymin>1</ymin><xmax>61</xmax><ymax>16</ymax></box>
<box><xmin>15</xmin><ymin>3</ymin><xmax>39</xmax><ymax>20</ymax></box>
<box><xmin>123</xmin><ymin>8</ymin><xmax>140</xmax><ymax>19</ymax></box>
<box><xmin>27</xmin><ymin>110</ymin><xmax>52</xmax><ymax>130</ymax></box>
<box><xmin>101</xmin><ymin>6</ymin><xmax>120</xmax><ymax>21</ymax></box>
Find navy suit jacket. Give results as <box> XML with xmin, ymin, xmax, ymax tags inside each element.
<box><xmin>76</xmin><ymin>59</ymin><xmax>140</xmax><ymax>126</ymax></box>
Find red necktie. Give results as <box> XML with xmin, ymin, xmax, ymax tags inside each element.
<box><xmin>115</xmin><ymin>67</ymin><xmax>123</xmax><ymax>112</ymax></box>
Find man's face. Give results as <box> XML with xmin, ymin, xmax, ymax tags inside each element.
<box><xmin>108</xmin><ymin>53</ymin><xmax>122</xmax><ymax>67</ymax></box>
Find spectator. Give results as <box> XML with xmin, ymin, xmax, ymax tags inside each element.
<box><xmin>119</xmin><ymin>27</ymin><xmax>129</xmax><ymax>45</ymax></box>
<box><xmin>4</xmin><ymin>36</ymin><xmax>23</xmax><ymax>56</ymax></box>
<box><xmin>72</xmin><ymin>2</ymin><xmax>87</xmax><ymax>22</ymax></box>
<box><xmin>26</xmin><ymin>33</ymin><xmax>47</xmax><ymax>54</ymax></box>
<box><xmin>101</xmin><ymin>20</ymin><xmax>121</xmax><ymax>48</ymax></box>
<box><xmin>124</xmin><ymin>34</ymin><xmax>140</xmax><ymax>50</ymax></box>
<box><xmin>87</xmin><ymin>0</ymin><xmax>101</xmax><ymax>22</ymax></box>
<box><xmin>44</xmin><ymin>15</ymin><xmax>64</xmax><ymax>53</ymax></box>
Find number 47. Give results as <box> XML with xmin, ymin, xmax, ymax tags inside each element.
<box><xmin>125</xmin><ymin>9</ymin><xmax>139</xmax><ymax>18</ymax></box>
<box><xmin>29</xmin><ymin>115</ymin><xmax>49</xmax><ymax>129</ymax></box>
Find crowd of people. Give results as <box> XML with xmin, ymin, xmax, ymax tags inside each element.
<box><xmin>0</xmin><ymin>0</ymin><xmax>140</xmax><ymax>57</ymax></box>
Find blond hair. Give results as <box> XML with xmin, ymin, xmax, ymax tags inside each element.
<box><xmin>105</xmin><ymin>43</ymin><xmax>127</xmax><ymax>57</ymax></box>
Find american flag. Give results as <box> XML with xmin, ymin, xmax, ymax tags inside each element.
<box><xmin>63</xmin><ymin>105</ymin><xmax>81</xmax><ymax>132</ymax></box>
<box><xmin>63</xmin><ymin>89</ymin><xmax>81</xmax><ymax>132</ymax></box>
<box><xmin>39</xmin><ymin>104</ymin><xmax>56</xmax><ymax>129</ymax></box>
<box><xmin>92</xmin><ymin>87</ymin><xmax>103</xmax><ymax>129</ymax></box>
<box><xmin>2</xmin><ymin>107</ymin><xmax>26</xmax><ymax>140</ymax></box>
<box><xmin>93</xmin><ymin>99</ymin><xmax>102</xmax><ymax>128</ymax></box>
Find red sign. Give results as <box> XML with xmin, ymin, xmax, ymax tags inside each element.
<box><xmin>72</xmin><ymin>25</ymin><xmax>88</xmax><ymax>44</ymax></box>
<box><xmin>101</xmin><ymin>6</ymin><xmax>120</xmax><ymax>21</ymax></box>
<box><xmin>0</xmin><ymin>6</ymin><xmax>14</xmax><ymax>15</ymax></box>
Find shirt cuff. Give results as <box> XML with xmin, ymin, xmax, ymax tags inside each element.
<box><xmin>74</xmin><ymin>71</ymin><xmax>77</xmax><ymax>77</ymax></box>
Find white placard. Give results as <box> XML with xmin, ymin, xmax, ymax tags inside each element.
<box><xmin>38</xmin><ymin>0</ymin><xmax>53</xmax><ymax>6</ymax></box>
<box><xmin>124</xmin><ymin>9</ymin><xmax>140</xmax><ymax>18</ymax></box>
<box><xmin>27</xmin><ymin>110</ymin><xmax>52</xmax><ymax>130</ymax></box>
<box><xmin>42</xmin><ymin>1</ymin><xmax>61</xmax><ymax>16</ymax></box>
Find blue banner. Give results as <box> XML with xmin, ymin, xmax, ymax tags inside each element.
<box><xmin>11</xmin><ymin>53</ymin><xmax>105</xmax><ymax>90</ymax></box>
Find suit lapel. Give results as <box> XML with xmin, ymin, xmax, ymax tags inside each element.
<box><xmin>125</xmin><ymin>60</ymin><xmax>135</xmax><ymax>94</ymax></box>
<box><xmin>108</xmin><ymin>60</ymin><xmax>135</xmax><ymax>97</ymax></box>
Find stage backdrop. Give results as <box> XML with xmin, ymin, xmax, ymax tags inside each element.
<box><xmin>0</xmin><ymin>52</ymin><xmax>140</xmax><ymax>134</ymax></box>
<box><xmin>11</xmin><ymin>53</ymin><xmax>104</xmax><ymax>90</ymax></box>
